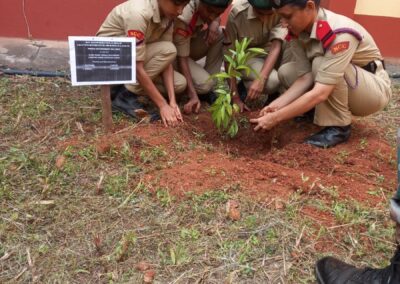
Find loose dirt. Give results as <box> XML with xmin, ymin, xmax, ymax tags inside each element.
<box><xmin>59</xmin><ymin>110</ymin><xmax>396</xmax><ymax>227</ymax></box>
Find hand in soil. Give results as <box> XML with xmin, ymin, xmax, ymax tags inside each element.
<box><xmin>260</xmin><ymin>105</ymin><xmax>279</xmax><ymax>116</ymax></box>
<box><xmin>232</xmin><ymin>96</ymin><xmax>250</xmax><ymax>113</ymax></box>
<box><xmin>170</xmin><ymin>103</ymin><xmax>183</xmax><ymax>122</ymax></box>
<box><xmin>184</xmin><ymin>97</ymin><xmax>201</xmax><ymax>114</ymax></box>
<box><xmin>160</xmin><ymin>104</ymin><xmax>181</xmax><ymax>127</ymax></box>
<box><xmin>247</xmin><ymin>79</ymin><xmax>265</xmax><ymax>101</ymax></box>
<box><xmin>250</xmin><ymin>112</ymin><xmax>280</xmax><ymax>132</ymax></box>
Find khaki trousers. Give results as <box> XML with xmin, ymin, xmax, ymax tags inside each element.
<box><xmin>243</xmin><ymin>43</ymin><xmax>295</xmax><ymax>94</ymax></box>
<box><xmin>278</xmin><ymin>61</ymin><xmax>298</xmax><ymax>91</ymax></box>
<box><xmin>313</xmin><ymin>58</ymin><xmax>391</xmax><ymax>126</ymax></box>
<box><xmin>186</xmin><ymin>29</ymin><xmax>224</xmax><ymax>94</ymax></box>
<box><xmin>279</xmin><ymin>59</ymin><xmax>391</xmax><ymax>126</ymax></box>
<box><xmin>126</xmin><ymin>41</ymin><xmax>187</xmax><ymax>95</ymax></box>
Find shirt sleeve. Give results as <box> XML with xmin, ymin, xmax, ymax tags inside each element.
<box><xmin>122</xmin><ymin>10</ymin><xmax>148</xmax><ymax>61</ymax></box>
<box><xmin>291</xmin><ymin>39</ymin><xmax>312</xmax><ymax>77</ymax></box>
<box><xmin>269</xmin><ymin>23</ymin><xmax>288</xmax><ymax>42</ymax></box>
<box><xmin>173</xmin><ymin>19</ymin><xmax>192</xmax><ymax>57</ymax></box>
<box><xmin>315</xmin><ymin>33</ymin><xmax>359</xmax><ymax>85</ymax></box>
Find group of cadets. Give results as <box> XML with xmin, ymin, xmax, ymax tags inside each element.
<box><xmin>97</xmin><ymin>0</ymin><xmax>392</xmax><ymax>148</ymax></box>
<box><xmin>97</xmin><ymin>1</ymin><xmax>400</xmax><ymax>282</ymax></box>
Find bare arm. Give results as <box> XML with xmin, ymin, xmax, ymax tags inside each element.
<box><xmin>162</xmin><ymin>63</ymin><xmax>183</xmax><ymax>124</ymax></box>
<box><xmin>247</xmin><ymin>40</ymin><xmax>282</xmax><ymax>101</ymax></box>
<box><xmin>178</xmin><ymin>56</ymin><xmax>201</xmax><ymax>114</ymax></box>
<box><xmin>162</xmin><ymin>63</ymin><xmax>177</xmax><ymax>105</ymax></box>
<box><xmin>136</xmin><ymin>61</ymin><xmax>168</xmax><ymax>109</ymax></box>
<box><xmin>273</xmin><ymin>82</ymin><xmax>334</xmax><ymax>123</ymax></box>
<box><xmin>262</xmin><ymin>72</ymin><xmax>314</xmax><ymax>115</ymax></box>
<box><xmin>251</xmin><ymin>82</ymin><xmax>335</xmax><ymax>131</ymax></box>
<box><xmin>178</xmin><ymin>56</ymin><xmax>197</xmax><ymax>100</ymax></box>
<box><xmin>136</xmin><ymin>61</ymin><xmax>180</xmax><ymax>127</ymax></box>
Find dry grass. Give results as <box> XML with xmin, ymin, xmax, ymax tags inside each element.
<box><xmin>0</xmin><ymin>76</ymin><xmax>399</xmax><ymax>283</ymax></box>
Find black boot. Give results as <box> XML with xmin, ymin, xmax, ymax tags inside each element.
<box><xmin>305</xmin><ymin>125</ymin><xmax>351</xmax><ymax>148</ymax></box>
<box><xmin>199</xmin><ymin>91</ymin><xmax>218</xmax><ymax>105</ymax></box>
<box><xmin>111</xmin><ymin>86</ymin><xmax>146</xmax><ymax>119</ymax></box>
<box><xmin>110</xmin><ymin>85</ymin><xmax>125</xmax><ymax>101</ymax></box>
<box><xmin>315</xmin><ymin>247</ymin><xmax>400</xmax><ymax>283</ymax></box>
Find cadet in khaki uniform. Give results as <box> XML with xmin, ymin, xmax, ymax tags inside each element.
<box><xmin>251</xmin><ymin>0</ymin><xmax>392</xmax><ymax>148</ymax></box>
<box><xmin>224</xmin><ymin>0</ymin><xmax>293</xmax><ymax>112</ymax></box>
<box><xmin>97</xmin><ymin>0</ymin><xmax>189</xmax><ymax>127</ymax></box>
<box><xmin>174</xmin><ymin>0</ymin><xmax>231</xmax><ymax>114</ymax></box>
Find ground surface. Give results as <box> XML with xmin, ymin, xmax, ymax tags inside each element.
<box><xmin>0</xmin><ymin>76</ymin><xmax>399</xmax><ymax>283</ymax></box>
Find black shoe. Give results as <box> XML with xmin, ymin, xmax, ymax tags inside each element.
<box><xmin>315</xmin><ymin>247</ymin><xmax>400</xmax><ymax>284</ymax></box>
<box><xmin>237</xmin><ymin>80</ymin><xmax>247</xmax><ymax>102</ymax></box>
<box><xmin>110</xmin><ymin>85</ymin><xmax>125</xmax><ymax>101</ymax></box>
<box><xmin>294</xmin><ymin>108</ymin><xmax>315</xmax><ymax>123</ymax></box>
<box><xmin>111</xmin><ymin>88</ymin><xmax>146</xmax><ymax>119</ymax></box>
<box><xmin>199</xmin><ymin>91</ymin><xmax>218</xmax><ymax>105</ymax></box>
<box><xmin>263</xmin><ymin>92</ymin><xmax>280</xmax><ymax>107</ymax></box>
<box><xmin>305</xmin><ymin>125</ymin><xmax>351</xmax><ymax>148</ymax></box>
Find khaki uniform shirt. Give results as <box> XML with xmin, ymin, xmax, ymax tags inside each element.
<box><xmin>291</xmin><ymin>8</ymin><xmax>383</xmax><ymax>85</ymax></box>
<box><xmin>224</xmin><ymin>0</ymin><xmax>287</xmax><ymax>53</ymax></box>
<box><xmin>97</xmin><ymin>0</ymin><xmax>174</xmax><ymax>61</ymax></box>
<box><xmin>173</xmin><ymin>0</ymin><xmax>206</xmax><ymax>57</ymax></box>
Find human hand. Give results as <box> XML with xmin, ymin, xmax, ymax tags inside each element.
<box><xmin>170</xmin><ymin>102</ymin><xmax>183</xmax><ymax>122</ymax></box>
<box><xmin>250</xmin><ymin>112</ymin><xmax>280</xmax><ymax>132</ymax></box>
<box><xmin>247</xmin><ymin>78</ymin><xmax>265</xmax><ymax>101</ymax></box>
<box><xmin>260</xmin><ymin>104</ymin><xmax>280</xmax><ymax>116</ymax></box>
<box><xmin>160</xmin><ymin>104</ymin><xmax>180</xmax><ymax>127</ymax></box>
<box><xmin>184</xmin><ymin>97</ymin><xmax>201</xmax><ymax>114</ymax></box>
<box><xmin>232</xmin><ymin>95</ymin><xmax>250</xmax><ymax>113</ymax></box>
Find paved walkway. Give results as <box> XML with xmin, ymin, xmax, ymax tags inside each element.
<box><xmin>0</xmin><ymin>37</ymin><xmax>69</xmax><ymax>72</ymax></box>
<box><xmin>0</xmin><ymin>36</ymin><xmax>399</xmax><ymax>84</ymax></box>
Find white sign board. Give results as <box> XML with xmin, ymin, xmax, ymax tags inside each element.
<box><xmin>68</xmin><ymin>36</ymin><xmax>136</xmax><ymax>86</ymax></box>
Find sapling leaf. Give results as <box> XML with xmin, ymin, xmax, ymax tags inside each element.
<box><xmin>209</xmin><ymin>38</ymin><xmax>262</xmax><ymax>138</ymax></box>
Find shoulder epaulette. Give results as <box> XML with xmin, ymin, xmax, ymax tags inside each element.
<box><xmin>316</xmin><ymin>20</ymin><xmax>336</xmax><ymax>49</ymax></box>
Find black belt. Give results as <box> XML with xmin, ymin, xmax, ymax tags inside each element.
<box><xmin>362</xmin><ymin>60</ymin><xmax>385</xmax><ymax>74</ymax></box>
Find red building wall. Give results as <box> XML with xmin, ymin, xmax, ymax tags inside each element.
<box><xmin>0</xmin><ymin>0</ymin><xmax>399</xmax><ymax>57</ymax></box>
<box><xmin>322</xmin><ymin>0</ymin><xmax>400</xmax><ymax>58</ymax></box>
<box><xmin>0</xmin><ymin>0</ymin><xmax>124</xmax><ymax>39</ymax></box>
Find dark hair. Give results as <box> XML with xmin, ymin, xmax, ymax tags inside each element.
<box><xmin>290</xmin><ymin>0</ymin><xmax>320</xmax><ymax>8</ymax></box>
<box><xmin>272</xmin><ymin>0</ymin><xmax>320</xmax><ymax>9</ymax></box>
<box><xmin>199</xmin><ymin>0</ymin><xmax>231</xmax><ymax>8</ymax></box>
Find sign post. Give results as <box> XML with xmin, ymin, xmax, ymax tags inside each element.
<box><xmin>101</xmin><ymin>85</ymin><xmax>113</xmax><ymax>132</ymax></box>
<box><xmin>68</xmin><ymin>36</ymin><xmax>136</xmax><ymax>132</ymax></box>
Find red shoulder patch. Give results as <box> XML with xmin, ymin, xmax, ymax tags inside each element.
<box><xmin>316</xmin><ymin>20</ymin><xmax>336</xmax><ymax>49</ymax></box>
<box><xmin>127</xmin><ymin>30</ymin><xmax>145</xmax><ymax>41</ymax></box>
<box><xmin>330</xmin><ymin>41</ymin><xmax>349</xmax><ymax>54</ymax></box>
<box><xmin>174</xmin><ymin>28</ymin><xmax>191</xmax><ymax>38</ymax></box>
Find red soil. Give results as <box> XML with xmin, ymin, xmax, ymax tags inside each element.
<box><xmin>59</xmin><ymin>111</ymin><xmax>397</xmax><ymax>226</ymax></box>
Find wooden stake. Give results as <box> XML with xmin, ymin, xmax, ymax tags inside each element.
<box><xmin>100</xmin><ymin>85</ymin><xmax>113</xmax><ymax>133</ymax></box>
